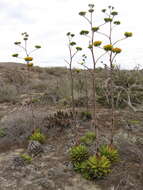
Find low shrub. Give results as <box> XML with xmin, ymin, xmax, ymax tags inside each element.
<box><xmin>69</xmin><ymin>145</ymin><xmax>89</xmax><ymax>163</ymax></box>
<box><xmin>99</xmin><ymin>145</ymin><xmax>119</xmax><ymax>162</ymax></box>
<box><xmin>30</xmin><ymin>80</ymin><xmax>48</xmax><ymax>92</ymax></box>
<box><xmin>74</xmin><ymin>96</ymin><xmax>89</xmax><ymax>107</ymax></box>
<box><xmin>0</xmin><ymin>128</ymin><xmax>6</xmax><ymax>137</ymax></box>
<box><xmin>29</xmin><ymin>128</ymin><xmax>46</xmax><ymax>144</ymax></box>
<box><xmin>80</xmin><ymin>111</ymin><xmax>92</xmax><ymax>121</ymax></box>
<box><xmin>80</xmin><ymin>131</ymin><xmax>96</xmax><ymax>145</ymax></box>
<box><xmin>0</xmin><ymin>84</ymin><xmax>18</xmax><ymax>103</ymax></box>
<box><xmin>43</xmin><ymin>111</ymin><xmax>73</xmax><ymax>130</ymax></box>
<box><xmin>4</xmin><ymin>69</ymin><xmax>28</xmax><ymax>86</ymax></box>
<box><xmin>20</xmin><ymin>154</ymin><xmax>32</xmax><ymax>164</ymax></box>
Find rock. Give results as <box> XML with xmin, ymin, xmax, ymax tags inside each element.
<box><xmin>28</xmin><ymin>140</ymin><xmax>44</xmax><ymax>157</ymax></box>
<box><xmin>13</xmin><ymin>156</ymin><xmax>26</xmax><ymax>167</ymax></box>
<box><xmin>34</xmin><ymin>178</ymin><xmax>55</xmax><ymax>189</ymax></box>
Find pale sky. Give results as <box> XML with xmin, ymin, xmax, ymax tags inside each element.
<box><xmin>0</xmin><ymin>0</ymin><xmax>142</xmax><ymax>69</ymax></box>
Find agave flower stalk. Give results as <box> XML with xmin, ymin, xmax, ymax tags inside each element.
<box><xmin>65</xmin><ymin>32</ymin><xmax>82</xmax><ymax>117</ymax></box>
<box><xmin>12</xmin><ymin>32</ymin><xmax>42</xmax><ymax>130</ymax></box>
<box><xmin>79</xmin><ymin>4</ymin><xmax>109</xmax><ymax>153</ymax></box>
<box><xmin>101</xmin><ymin>6</ymin><xmax>132</xmax><ymax>145</ymax></box>
<box><xmin>12</xmin><ymin>32</ymin><xmax>41</xmax><ymax>68</ymax></box>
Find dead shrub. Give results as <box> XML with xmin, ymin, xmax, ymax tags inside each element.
<box><xmin>0</xmin><ymin>83</ymin><xmax>18</xmax><ymax>103</ymax></box>
<box><xmin>3</xmin><ymin>68</ymin><xmax>28</xmax><ymax>87</ymax></box>
<box><xmin>0</xmin><ymin>111</ymin><xmax>48</xmax><ymax>151</ymax></box>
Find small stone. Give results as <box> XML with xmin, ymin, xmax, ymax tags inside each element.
<box><xmin>28</xmin><ymin>140</ymin><xmax>44</xmax><ymax>157</ymax></box>
<box><xmin>13</xmin><ymin>156</ymin><xmax>26</xmax><ymax>167</ymax></box>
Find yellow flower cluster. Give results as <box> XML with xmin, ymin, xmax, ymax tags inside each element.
<box><xmin>93</xmin><ymin>41</ymin><xmax>102</xmax><ymax>47</ymax></box>
<box><xmin>124</xmin><ymin>32</ymin><xmax>133</xmax><ymax>38</ymax></box>
<box><xmin>103</xmin><ymin>44</ymin><xmax>113</xmax><ymax>51</ymax></box>
<box><xmin>27</xmin><ymin>62</ymin><xmax>33</xmax><ymax>67</ymax></box>
<box><xmin>24</xmin><ymin>57</ymin><xmax>34</xmax><ymax>67</ymax></box>
<box><xmin>24</xmin><ymin>57</ymin><xmax>33</xmax><ymax>61</ymax></box>
<box><xmin>112</xmin><ymin>48</ymin><xmax>122</xmax><ymax>54</ymax></box>
<box><xmin>103</xmin><ymin>45</ymin><xmax>122</xmax><ymax>54</ymax></box>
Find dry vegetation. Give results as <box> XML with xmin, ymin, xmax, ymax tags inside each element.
<box><xmin>0</xmin><ymin>62</ymin><xmax>143</xmax><ymax>189</ymax></box>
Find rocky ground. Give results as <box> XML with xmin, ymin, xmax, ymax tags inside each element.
<box><xmin>0</xmin><ymin>103</ymin><xmax>143</xmax><ymax>190</ymax></box>
<box><xmin>0</xmin><ymin>63</ymin><xmax>143</xmax><ymax>189</ymax></box>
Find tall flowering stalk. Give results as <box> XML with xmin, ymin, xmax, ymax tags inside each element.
<box><xmin>79</xmin><ymin>4</ymin><xmax>108</xmax><ymax>153</ymax></box>
<box><xmin>12</xmin><ymin>32</ymin><xmax>41</xmax><ymax>130</ymax></box>
<box><xmin>12</xmin><ymin>32</ymin><xmax>41</xmax><ymax>68</ymax></box>
<box><xmin>65</xmin><ymin>32</ymin><xmax>82</xmax><ymax>116</ymax></box>
<box><xmin>101</xmin><ymin>6</ymin><xmax>133</xmax><ymax>144</ymax></box>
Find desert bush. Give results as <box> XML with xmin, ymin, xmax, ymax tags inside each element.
<box><xmin>38</xmin><ymin>92</ymin><xmax>60</xmax><ymax>105</ymax></box>
<box><xmin>0</xmin><ymin>128</ymin><xmax>6</xmax><ymax>137</ymax></box>
<box><xmin>43</xmin><ymin>110</ymin><xmax>73</xmax><ymax>130</ymax></box>
<box><xmin>80</xmin><ymin>111</ymin><xmax>92</xmax><ymax>121</ymax></box>
<box><xmin>29</xmin><ymin>128</ymin><xmax>46</xmax><ymax>144</ymax></box>
<box><xmin>74</xmin><ymin>96</ymin><xmax>89</xmax><ymax>107</ymax></box>
<box><xmin>0</xmin><ymin>111</ymin><xmax>43</xmax><ymax>148</ymax></box>
<box><xmin>45</xmin><ymin>67</ymin><xmax>68</xmax><ymax>76</ymax></box>
<box><xmin>20</xmin><ymin>154</ymin><xmax>32</xmax><ymax>164</ymax></box>
<box><xmin>69</xmin><ymin>145</ymin><xmax>89</xmax><ymax>163</ymax></box>
<box><xmin>58</xmin><ymin>98</ymin><xmax>70</xmax><ymax>107</ymax></box>
<box><xmin>96</xmin><ymin>68</ymin><xmax>143</xmax><ymax>109</ymax></box>
<box><xmin>30</xmin><ymin>80</ymin><xmax>48</xmax><ymax>92</ymax></box>
<box><xmin>99</xmin><ymin>145</ymin><xmax>119</xmax><ymax>162</ymax></box>
<box><xmin>80</xmin><ymin>131</ymin><xmax>96</xmax><ymax>145</ymax></box>
<box><xmin>3</xmin><ymin>69</ymin><xmax>28</xmax><ymax>87</ymax></box>
<box><xmin>30</xmin><ymin>66</ymin><xmax>44</xmax><ymax>73</ymax></box>
<box><xmin>0</xmin><ymin>84</ymin><xmax>18</xmax><ymax>103</ymax></box>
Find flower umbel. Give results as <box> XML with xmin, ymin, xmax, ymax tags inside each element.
<box><xmin>103</xmin><ymin>44</ymin><xmax>113</xmax><ymax>51</ymax></box>
<box><xmin>112</xmin><ymin>47</ymin><xmax>122</xmax><ymax>54</ymax></box>
<box><xmin>124</xmin><ymin>32</ymin><xmax>133</xmax><ymax>38</ymax></box>
<box><xmin>93</xmin><ymin>41</ymin><xmax>102</xmax><ymax>47</ymax></box>
<box><xmin>24</xmin><ymin>57</ymin><xmax>33</xmax><ymax>61</ymax></box>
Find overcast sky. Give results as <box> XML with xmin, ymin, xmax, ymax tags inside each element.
<box><xmin>0</xmin><ymin>0</ymin><xmax>142</xmax><ymax>69</ymax></box>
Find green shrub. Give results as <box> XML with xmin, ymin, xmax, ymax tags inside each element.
<box><xmin>80</xmin><ymin>111</ymin><xmax>92</xmax><ymax>120</ymax></box>
<box><xmin>20</xmin><ymin>154</ymin><xmax>32</xmax><ymax>164</ymax></box>
<box><xmin>99</xmin><ymin>145</ymin><xmax>119</xmax><ymax>162</ymax></box>
<box><xmin>69</xmin><ymin>145</ymin><xmax>89</xmax><ymax>163</ymax></box>
<box><xmin>80</xmin><ymin>131</ymin><xmax>96</xmax><ymax>145</ymax></box>
<box><xmin>29</xmin><ymin>129</ymin><xmax>46</xmax><ymax>144</ymax></box>
<box><xmin>0</xmin><ymin>128</ymin><xmax>6</xmax><ymax>137</ymax></box>
<box><xmin>81</xmin><ymin>155</ymin><xmax>111</xmax><ymax>180</ymax></box>
<box><xmin>129</xmin><ymin>120</ymin><xmax>140</xmax><ymax>125</ymax></box>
